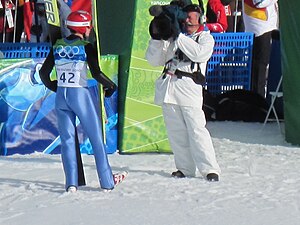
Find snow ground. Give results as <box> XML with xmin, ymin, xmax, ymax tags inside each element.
<box><xmin>1</xmin><ymin>121</ymin><xmax>300</xmax><ymax>225</ymax></box>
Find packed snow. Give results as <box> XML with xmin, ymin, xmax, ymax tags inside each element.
<box><xmin>1</xmin><ymin>121</ymin><xmax>300</xmax><ymax>225</ymax></box>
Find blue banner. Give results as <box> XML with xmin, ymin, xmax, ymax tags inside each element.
<box><xmin>0</xmin><ymin>56</ymin><xmax>118</xmax><ymax>155</ymax></box>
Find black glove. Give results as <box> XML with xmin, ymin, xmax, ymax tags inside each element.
<box><xmin>104</xmin><ymin>83</ymin><xmax>117</xmax><ymax>97</ymax></box>
<box><xmin>31</xmin><ymin>24</ymin><xmax>43</xmax><ymax>36</ymax></box>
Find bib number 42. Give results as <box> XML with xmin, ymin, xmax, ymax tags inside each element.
<box><xmin>59</xmin><ymin>72</ymin><xmax>75</xmax><ymax>83</ymax></box>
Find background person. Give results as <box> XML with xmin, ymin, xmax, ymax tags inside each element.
<box><xmin>30</xmin><ymin>0</ymin><xmax>71</xmax><ymax>43</ymax></box>
<box><xmin>0</xmin><ymin>0</ymin><xmax>24</xmax><ymax>42</ymax></box>
<box><xmin>205</xmin><ymin>0</ymin><xmax>229</xmax><ymax>32</ymax></box>
<box><xmin>146</xmin><ymin>4</ymin><xmax>221</xmax><ymax>181</ymax></box>
<box><xmin>242</xmin><ymin>0</ymin><xmax>279</xmax><ymax>97</ymax></box>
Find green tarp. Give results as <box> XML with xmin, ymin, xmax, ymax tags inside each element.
<box><xmin>279</xmin><ymin>1</ymin><xmax>300</xmax><ymax>145</ymax></box>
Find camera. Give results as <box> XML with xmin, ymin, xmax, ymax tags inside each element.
<box><xmin>148</xmin><ymin>0</ymin><xmax>192</xmax><ymax>40</ymax></box>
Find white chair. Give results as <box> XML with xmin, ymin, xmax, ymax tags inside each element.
<box><xmin>263</xmin><ymin>75</ymin><xmax>283</xmax><ymax>130</ymax></box>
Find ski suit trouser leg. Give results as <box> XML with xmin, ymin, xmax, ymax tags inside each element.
<box><xmin>55</xmin><ymin>94</ymin><xmax>78</xmax><ymax>190</ymax></box>
<box><xmin>162</xmin><ymin>103</ymin><xmax>221</xmax><ymax>178</ymax></box>
<box><xmin>56</xmin><ymin>87</ymin><xmax>114</xmax><ymax>190</ymax></box>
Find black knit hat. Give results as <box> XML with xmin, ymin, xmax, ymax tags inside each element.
<box><xmin>170</xmin><ymin>0</ymin><xmax>193</xmax><ymax>8</ymax></box>
<box><xmin>183</xmin><ymin>4</ymin><xmax>203</xmax><ymax>14</ymax></box>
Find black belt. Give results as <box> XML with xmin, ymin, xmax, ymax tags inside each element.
<box><xmin>174</xmin><ymin>70</ymin><xmax>205</xmax><ymax>85</ymax></box>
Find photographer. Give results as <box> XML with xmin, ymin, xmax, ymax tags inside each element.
<box><xmin>146</xmin><ymin>3</ymin><xmax>221</xmax><ymax>181</ymax></box>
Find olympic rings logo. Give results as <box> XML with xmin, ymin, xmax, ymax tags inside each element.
<box><xmin>55</xmin><ymin>45</ymin><xmax>80</xmax><ymax>58</ymax></box>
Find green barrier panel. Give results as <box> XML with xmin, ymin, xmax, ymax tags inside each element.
<box><xmin>120</xmin><ymin>0</ymin><xmax>172</xmax><ymax>154</ymax></box>
<box><xmin>120</xmin><ymin>0</ymin><xmax>199</xmax><ymax>154</ymax></box>
<box><xmin>100</xmin><ymin>55</ymin><xmax>118</xmax><ymax>83</ymax></box>
<box><xmin>97</xmin><ymin>0</ymin><xmax>136</xmax><ymax>152</ymax></box>
<box><xmin>280</xmin><ymin>1</ymin><xmax>300</xmax><ymax>145</ymax></box>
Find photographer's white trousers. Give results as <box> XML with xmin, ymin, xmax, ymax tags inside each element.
<box><xmin>162</xmin><ymin>103</ymin><xmax>221</xmax><ymax>177</ymax></box>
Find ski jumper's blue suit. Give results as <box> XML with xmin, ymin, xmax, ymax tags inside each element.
<box><xmin>39</xmin><ymin>35</ymin><xmax>117</xmax><ymax>190</ymax></box>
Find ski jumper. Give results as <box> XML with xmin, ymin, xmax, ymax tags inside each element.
<box><xmin>145</xmin><ymin>27</ymin><xmax>221</xmax><ymax>177</ymax></box>
<box><xmin>39</xmin><ymin>35</ymin><xmax>116</xmax><ymax>190</ymax></box>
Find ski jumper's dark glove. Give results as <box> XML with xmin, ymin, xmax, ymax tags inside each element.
<box><xmin>103</xmin><ymin>81</ymin><xmax>117</xmax><ymax>97</ymax></box>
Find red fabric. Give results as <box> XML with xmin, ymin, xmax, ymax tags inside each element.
<box><xmin>206</xmin><ymin>23</ymin><xmax>225</xmax><ymax>32</ymax></box>
<box><xmin>23</xmin><ymin>0</ymin><xmax>33</xmax><ymax>41</ymax></box>
<box><xmin>0</xmin><ymin>0</ymin><xmax>15</xmax><ymax>33</ymax></box>
<box><xmin>197</xmin><ymin>25</ymin><xmax>205</xmax><ymax>32</ymax></box>
<box><xmin>71</xmin><ymin>0</ymin><xmax>91</xmax><ymax>15</ymax></box>
<box><xmin>206</xmin><ymin>0</ymin><xmax>228</xmax><ymax>32</ymax></box>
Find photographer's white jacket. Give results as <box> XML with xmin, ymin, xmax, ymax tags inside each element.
<box><xmin>145</xmin><ymin>31</ymin><xmax>214</xmax><ymax>106</ymax></box>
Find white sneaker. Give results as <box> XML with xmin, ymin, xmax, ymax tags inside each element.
<box><xmin>102</xmin><ymin>188</ymin><xmax>113</xmax><ymax>193</ymax></box>
<box><xmin>67</xmin><ymin>186</ymin><xmax>77</xmax><ymax>193</ymax></box>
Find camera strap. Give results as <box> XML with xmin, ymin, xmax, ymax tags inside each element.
<box><xmin>172</xmin><ymin>34</ymin><xmax>205</xmax><ymax>84</ymax></box>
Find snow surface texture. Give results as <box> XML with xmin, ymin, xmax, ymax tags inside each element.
<box><xmin>1</xmin><ymin>121</ymin><xmax>300</xmax><ymax>225</ymax></box>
